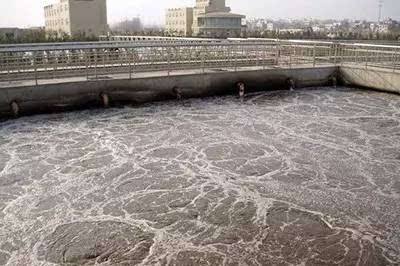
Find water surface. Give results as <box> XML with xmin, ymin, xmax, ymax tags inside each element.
<box><xmin>0</xmin><ymin>87</ymin><xmax>399</xmax><ymax>265</ymax></box>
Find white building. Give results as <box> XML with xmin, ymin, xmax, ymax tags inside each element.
<box><xmin>166</xmin><ymin>8</ymin><xmax>194</xmax><ymax>36</ymax></box>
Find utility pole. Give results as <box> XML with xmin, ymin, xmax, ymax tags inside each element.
<box><xmin>378</xmin><ymin>0</ymin><xmax>384</xmax><ymax>24</ymax></box>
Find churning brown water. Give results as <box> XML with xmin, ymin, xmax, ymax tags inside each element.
<box><xmin>0</xmin><ymin>87</ymin><xmax>399</xmax><ymax>265</ymax></box>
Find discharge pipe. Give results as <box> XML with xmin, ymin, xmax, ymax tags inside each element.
<box><xmin>172</xmin><ymin>87</ymin><xmax>182</xmax><ymax>100</ymax></box>
<box><xmin>237</xmin><ymin>82</ymin><xmax>246</xmax><ymax>98</ymax></box>
<box><xmin>287</xmin><ymin>78</ymin><xmax>296</xmax><ymax>91</ymax></box>
<box><xmin>100</xmin><ymin>93</ymin><xmax>110</xmax><ymax>108</ymax></box>
<box><xmin>10</xmin><ymin>101</ymin><xmax>20</xmax><ymax>117</ymax></box>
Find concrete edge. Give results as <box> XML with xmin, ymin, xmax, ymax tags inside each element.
<box><xmin>0</xmin><ymin>66</ymin><xmax>338</xmax><ymax>118</ymax></box>
<box><xmin>340</xmin><ymin>66</ymin><xmax>400</xmax><ymax>94</ymax></box>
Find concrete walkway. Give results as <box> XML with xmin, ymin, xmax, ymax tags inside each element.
<box><xmin>0</xmin><ymin>64</ymin><xmax>334</xmax><ymax>89</ymax></box>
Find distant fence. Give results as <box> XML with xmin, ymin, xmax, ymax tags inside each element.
<box><xmin>0</xmin><ymin>39</ymin><xmax>398</xmax><ymax>84</ymax></box>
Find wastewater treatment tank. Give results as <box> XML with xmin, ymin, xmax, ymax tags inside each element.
<box><xmin>0</xmin><ymin>86</ymin><xmax>399</xmax><ymax>265</ymax></box>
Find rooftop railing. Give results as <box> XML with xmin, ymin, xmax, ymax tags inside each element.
<box><xmin>0</xmin><ymin>40</ymin><xmax>398</xmax><ymax>85</ymax></box>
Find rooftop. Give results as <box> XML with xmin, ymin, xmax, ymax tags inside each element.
<box><xmin>197</xmin><ymin>12</ymin><xmax>245</xmax><ymax>18</ymax></box>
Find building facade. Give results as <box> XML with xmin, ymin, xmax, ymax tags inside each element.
<box><xmin>165</xmin><ymin>8</ymin><xmax>193</xmax><ymax>36</ymax></box>
<box><xmin>166</xmin><ymin>0</ymin><xmax>245</xmax><ymax>38</ymax></box>
<box><xmin>44</xmin><ymin>0</ymin><xmax>108</xmax><ymax>38</ymax></box>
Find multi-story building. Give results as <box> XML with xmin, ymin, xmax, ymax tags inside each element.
<box><xmin>192</xmin><ymin>0</ymin><xmax>244</xmax><ymax>38</ymax></box>
<box><xmin>165</xmin><ymin>8</ymin><xmax>193</xmax><ymax>36</ymax></box>
<box><xmin>166</xmin><ymin>0</ymin><xmax>245</xmax><ymax>38</ymax></box>
<box><xmin>44</xmin><ymin>0</ymin><xmax>108</xmax><ymax>38</ymax></box>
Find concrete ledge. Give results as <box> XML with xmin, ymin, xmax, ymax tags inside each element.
<box><xmin>0</xmin><ymin>67</ymin><xmax>337</xmax><ymax>118</ymax></box>
<box><xmin>340</xmin><ymin>66</ymin><xmax>400</xmax><ymax>94</ymax></box>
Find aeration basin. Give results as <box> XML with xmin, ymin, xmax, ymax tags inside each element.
<box><xmin>0</xmin><ymin>40</ymin><xmax>399</xmax><ymax>265</ymax></box>
<box><xmin>0</xmin><ymin>86</ymin><xmax>399</xmax><ymax>265</ymax></box>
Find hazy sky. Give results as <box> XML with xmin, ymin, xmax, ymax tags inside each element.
<box><xmin>0</xmin><ymin>0</ymin><xmax>399</xmax><ymax>28</ymax></box>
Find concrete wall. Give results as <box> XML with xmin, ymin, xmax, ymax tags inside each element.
<box><xmin>340</xmin><ymin>66</ymin><xmax>400</xmax><ymax>94</ymax></box>
<box><xmin>2</xmin><ymin>65</ymin><xmax>399</xmax><ymax>119</ymax></box>
<box><xmin>0</xmin><ymin>67</ymin><xmax>337</xmax><ymax>118</ymax></box>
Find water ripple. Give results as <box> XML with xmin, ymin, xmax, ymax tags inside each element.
<box><xmin>0</xmin><ymin>87</ymin><xmax>399</xmax><ymax>265</ymax></box>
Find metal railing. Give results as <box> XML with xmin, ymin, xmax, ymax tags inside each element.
<box><xmin>339</xmin><ymin>43</ymin><xmax>400</xmax><ymax>71</ymax></box>
<box><xmin>0</xmin><ymin>40</ymin><xmax>398</xmax><ymax>85</ymax></box>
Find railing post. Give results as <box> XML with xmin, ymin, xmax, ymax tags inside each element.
<box><xmin>340</xmin><ymin>45</ymin><xmax>344</xmax><ymax>66</ymax></box>
<box><xmin>129</xmin><ymin>50</ymin><xmax>132</xmax><ymax>79</ymax></box>
<box><xmin>333</xmin><ymin>43</ymin><xmax>337</xmax><ymax>65</ymax></box>
<box><xmin>394</xmin><ymin>50</ymin><xmax>398</xmax><ymax>73</ymax></box>
<box><xmin>275</xmin><ymin>41</ymin><xmax>280</xmax><ymax>66</ymax></box>
<box><xmin>41</xmin><ymin>52</ymin><xmax>46</xmax><ymax>80</ymax></box>
<box><xmin>226</xmin><ymin>45</ymin><xmax>229</xmax><ymax>69</ymax></box>
<box><xmin>167</xmin><ymin>48</ymin><xmax>171</xmax><ymax>76</ymax></box>
<box><xmin>200</xmin><ymin>47</ymin><xmax>205</xmax><ymax>74</ymax></box>
<box><xmin>354</xmin><ymin>46</ymin><xmax>358</xmax><ymax>64</ymax></box>
<box><xmin>134</xmin><ymin>50</ymin><xmax>137</xmax><ymax>76</ymax></box>
<box><xmin>95</xmin><ymin>50</ymin><xmax>98</xmax><ymax>80</ymax></box>
<box><xmin>242</xmin><ymin>45</ymin><xmax>244</xmax><ymax>66</ymax></box>
<box><xmin>263</xmin><ymin>45</ymin><xmax>266</xmax><ymax>70</ymax></box>
<box><xmin>6</xmin><ymin>55</ymin><xmax>11</xmax><ymax>83</ymax></box>
<box><xmin>33</xmin><ymin>54</ymin><xmax>38</xmax><ymax>86</ymax></box>
<box><xmin>53</xmin><ymin>54</ymin><xmax>56</xmax><ymax>79</ymax></box>
<box><xmin>85</xmin><ymin>51</ymin><xmax>89</xmax><ymax>81</ymax></box>
<box><xmin>103</xmin><ymin>50</ymin><xmax>106</xmax><ymax>76</ymax></box>
<box><xmin>234</xmin><ymin>45</ymin><xmax>237</xmax><ymax>72</ymax></box>
<box><xmin>313</xmin><ymin>44</ymin><xmax>316</xmax><ymax>67</ymax></box>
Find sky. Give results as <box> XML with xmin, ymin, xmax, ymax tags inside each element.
<box><xmin>0</xmin><ymin>0</ymin><xmax>399</xmax><ymax>28</ymax></box>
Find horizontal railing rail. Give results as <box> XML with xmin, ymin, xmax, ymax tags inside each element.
<box><xmin>0</xmin><ymin>40</ymin><xmax>398</xmax><ymax>85</ymax></box>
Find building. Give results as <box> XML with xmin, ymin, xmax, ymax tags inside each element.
<box><xmin>378</xmin><ymin>24</ymin><xmax>390</xmax><ymax>33</ymax></box>
<box><xmin>166</xmin><ymin>8</ymin><xmax>193</xmax><ymax>36</ymax></box>
<box><xmin>44</xmin><ymin>0</ymin><xmax>108</xmax><ymax>38</ymax></box>
<box><xmin>111</xmin><ymin>17</ymin><xmax>143</xmax><ymax>33</ymax></box>
<box><xmin>166</xmin><ymin>0</ymin><xmax>245</xmax><ymax>38</ymax></box>
<box><xmin>266</xmin><ymin>23</ymin><xmax>274</xmax><ymax>31</ymax></box>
